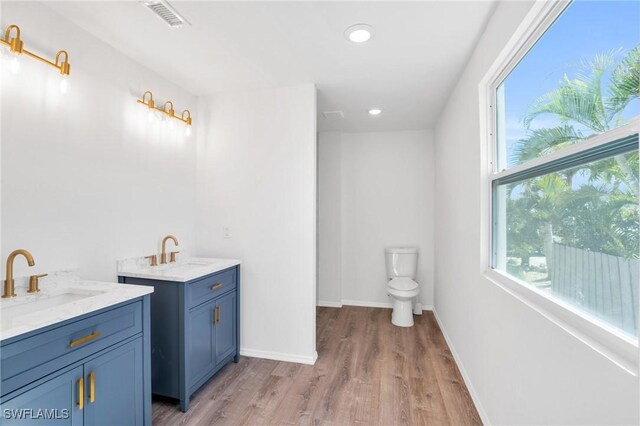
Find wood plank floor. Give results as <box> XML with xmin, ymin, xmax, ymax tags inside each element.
<box><xmin>152</xmin><ymin>307</ymin><xmax>482</xmax><ymax>425</ymax></box>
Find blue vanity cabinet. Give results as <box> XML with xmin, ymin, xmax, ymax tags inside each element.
<box><xmin>83</xmin><ymin>338</ymin><xmax>145</xmax><ymax>426</ymax></box>
<box><xmin>214</xmin><ymin>291</ymin><xmax>237</xmax><ymax>365</ymax></box>
<box><xmin>118</xmin><ymin>265</ymin><xmax>240</xmax><ymax>413</ymax></box>
<box><xmin>1</xmin><ymin>366</ymin><xmax>84</xmax><ymax>426</ymax></box>
<box><xmin>188</xmin><ymin>299</ymin><xmax>217</xmax><ymax>387</ymax></box>
<box><xmin>0</xmin><ymin>296</ymin><xmax>152</xmax><ymax>426</ymax></box>
<box><xmin>188</xmin><ymin>291</ymin><xmax>237</xmax><ymax>396</ymax></box>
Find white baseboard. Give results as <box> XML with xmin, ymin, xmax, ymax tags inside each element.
<box><xmin>341</xmin><ymin>299</ymin><xmax>394</xmax><ymax>308</ymax></box>
<box><xmin>432</xmin><ymin>309</ymin><xmax>490</xmax><ymax>425</ymax></box>
<box><xmin>317</xmin><ymin>300</ymin><xmax>343</xmax><ymax>308</ymax></box>
<box><xmin>318</xmin><ymin>300</ymin><xmax>434</xmax><ymax>311</ymax></box>
<box><xmin>240</xmin><ymin>348</ymin><xmax>318</xmax><ymax>365</ymax></box>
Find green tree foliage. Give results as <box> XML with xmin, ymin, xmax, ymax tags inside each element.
<box><xmin>508</xmin><ymin>47</ymin><xmax>640</xmax><ymax>268</ymax></box>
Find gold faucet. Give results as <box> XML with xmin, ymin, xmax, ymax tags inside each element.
<box><xmin>3</xmin><ymin>249</ymin><xmax>35</xmax><ymax>298</ymax></box>
<box><xmin>144</xmin><ymin>254</ymin><xmax>158</xmax><ymax>267</ymax></box>
<box><xmin>160</xmin><ymin>235</ymin><xmax>179</xmax><ymax>264</ymax></box>
<box><xmin>28</xmin><ymin>273</ymin><xmax>48</xmax><ymax>293</ymax></box>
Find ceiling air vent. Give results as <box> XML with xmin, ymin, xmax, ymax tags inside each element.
<box><xmin>322</xmin><ymin>111</ymin><xmax>345</xmax><ymax>120</ymax></box>
<box><xmin>142</xmin><ymin>1</ymin><xmax>191</xmax><ymax>28</ymax></box>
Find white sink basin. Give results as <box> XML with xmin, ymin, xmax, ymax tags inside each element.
<box><xmin>163</xmin><ymin>265</ymin><xmax>199</xmax><ymax>274</ymax></box>
<box><xmin>160</xmin><ymin>259</ymin><xmax>231</xmax><ymax>275</ymax></box>
<box><xmin>1</xmin><ymin>290</ymin><xmax>103</xmax><ymax>331</ymax></box>
<box><xmin>184</xmin><ymin>259</ymin><xmax>212</xmax><ymax>266</ymax></box>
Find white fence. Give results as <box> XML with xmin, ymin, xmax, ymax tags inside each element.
<box><xmin>551</xmin><ymin>243</ymin><xmax>638</xmax><ymax>336</ymax></box>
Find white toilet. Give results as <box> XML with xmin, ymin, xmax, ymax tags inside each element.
<box><xmin>385</xmin><ymin>247</ymin><xmax>420</xmax><ymax>327</ymax></box>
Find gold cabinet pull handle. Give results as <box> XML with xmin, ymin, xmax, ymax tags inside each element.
<box><xmin>211</xmin><ymin>283</ymin><xmax>223</xmax><ymax>291</ymax></box>
<box><xmin>89</xmin><ymin>372</ymin><xmax>96</xmax><ymax>403</ymax></box>
<box><xmin>77</xmin><ymin>378</ymin><xmax>84</xmax><ymax>410</ymax></box>
<box><xmin>69</xmin><ymin>331</ymin><xmax>101</xmax><ymax>348</ymax></box>
<box><xmin>215</xmin><ymin>306</ymin><xmax>221</xmax><ymax>324</ymax></box>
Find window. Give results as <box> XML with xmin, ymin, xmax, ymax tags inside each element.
<box><xmin>489</xmin><ymin>1</ymin><xmax>640</xmax><ymax>340</ymax></box>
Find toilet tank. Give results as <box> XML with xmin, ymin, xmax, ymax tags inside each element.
<box><xmin>385</xmin><ymin>247</ymin><xmax>419</xmax><ymax>279</ymax></box>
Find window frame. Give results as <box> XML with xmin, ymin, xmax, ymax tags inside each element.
<box><xmin>480</xmin><ymin>0</ymin><xmax>639</xmax><ymax>375</ymax></box>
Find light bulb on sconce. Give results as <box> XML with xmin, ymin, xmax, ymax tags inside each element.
<box><xmin>55</xmin><ymin>50</ymin><xmax>70</xmax><ymax>94</ymax></box>
<box><xmin>59</xmin><ymin>75</ymin><xmax>69</xmax><ymax>94</ymax></box>
<box><xmin>4</xmin><ymin>25</ymin><xmax>22</xmax><ymax>75</ymax></box>
<box><xmin>137</xmin><ymin>91</ymin><xmax>157</xmax><ymax>123</ymax></box>
<box><xmin>182</xmin><ymin>110</ymin><xmax>192</xmax><ymax>137</ymax></box>
<box><xmin>163</xmin><ymin>101</ymin><xmax>176</xmax><ymax>131</ymax></box>
<box><xmin>9</xmin><ymin>55</ymin><xmax>20</xmax><ymax>74</ymax></box>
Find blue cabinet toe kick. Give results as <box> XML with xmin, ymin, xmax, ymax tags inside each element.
<box><xmin>119</xmin><ymin>265</ymin><xmax>240</xmax><ymax>412</ymax></box>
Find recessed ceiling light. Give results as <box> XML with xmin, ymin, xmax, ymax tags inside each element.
<box><xmin>368</xmin><ymin>108</ymin><xmax>382</xmax><ymax>116</ymax></box>
<box><xmin>344</xmin><ymin>24</ymin><xmax>374</xmax><ymax>43</ymax></box>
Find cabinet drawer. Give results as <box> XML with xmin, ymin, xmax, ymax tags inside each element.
<box><xmin>1</xmin><ymin>301</ymin><xmax>142</xmax><ymax>396</ymax></box>
<box><xmin>188</xmin><ymin>268</ymin><xmax>236</xmax><ymax>309</ymax></box>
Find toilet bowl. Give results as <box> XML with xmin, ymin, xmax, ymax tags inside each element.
<box><xmin>385</xmin><ymin>247</ymin><xmax>420</xmax><ymax>327</ymax></box>
<box><xmin>387</xmin><ymin>277</ymin><xmax>420</xmax><ymax>327</ymax></box>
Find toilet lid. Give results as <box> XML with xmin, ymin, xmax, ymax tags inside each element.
<box><xmin>388</xmin><ymin>278</ymin><xmax>418</xmax><ymax>291</ymax></box>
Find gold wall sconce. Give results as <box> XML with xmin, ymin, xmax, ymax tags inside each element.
<box><xmin>137</xmin><ymin>91</ymin><xmax>193</xmax><ymax>136</ymax></box>
<box><xmin>1</xmin><ymin>24</ymin><xmax>71</xmax><ymax>93</ymax></box>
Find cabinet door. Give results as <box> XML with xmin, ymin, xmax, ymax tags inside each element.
<box><xmin>215</xmin><ymin>291</ymin><xmax>237</xmax><ymax>365</ymax></box>
<box><xmin>188</xmin><ymin>300</ymin><xmax>216</xmax><ymax>386</ymax></box>
<box><xmin>83</xmin><ymin>339</ymin><xmax>144</xmax><ymax>426</ymax></box>
<box><xmin>1</xmin><ymin>365</ymin><xmax>83</xmax><ymax>425</ymax></box>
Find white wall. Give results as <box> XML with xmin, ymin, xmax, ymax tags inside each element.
<box><xmin>433</xmin><ymin>1</ymin><xmax>639</xmax><ymax>424</ymax></box>
<box><xmin>317</xmin><ymin>131</ymin><xmax>343</xmax><ymax>305</ymax></box>
<box><xmin>1</xmin><ymin>2</ymin><xmax>197</xmax><ymax>281</ymax></box>
<box><xmin>317</xmin><ymin>130</ymin><xmax>434</xmax><ymax>309</ymax></box>
<box><xmin>195</xmin><ymin>84</ymin><xmax>317</xmax><ymax>364</ymax></box>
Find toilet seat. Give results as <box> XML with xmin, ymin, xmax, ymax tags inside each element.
<box><xmin>386</xmin><ymin>278</ymin><xmax>419</xmax><ymax>327</ymax></box>
<box><xmin>388</xmin><ymin>277</ymin><xmax>418</xmax><ymax>291</ymax></box>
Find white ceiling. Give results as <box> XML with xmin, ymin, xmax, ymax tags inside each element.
<box><xmin>46</xmin><ymin>1</ymin><xmax>496</xmax><ymax>132</ymax></box>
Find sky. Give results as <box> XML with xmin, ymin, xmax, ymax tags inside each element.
<box><xmin>500</xmin><ymin>0</ymin><xmax>640</xmax><ymax>169</ymax></box>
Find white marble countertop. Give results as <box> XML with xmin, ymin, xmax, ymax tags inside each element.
<box><xmin>117</xmin><ymin>256</ymin><xmax>241</xmax><ymax>282</ymax></box>
<box><xmin>1</xmin><ymin>271</ymin><xmax>153</xmax><ymax>342</ymax></box>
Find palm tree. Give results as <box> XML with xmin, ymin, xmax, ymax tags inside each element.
<box><xmin>513</xmin><ymin>47</ymin><xmax>639</xmax><ymax>192</ymax></box>
<box><xmin>608</xmin><ymin>46</ymin><xmax>640</xmax><ymax>122</ymax></box>
<box><xmin>508</xmin><ymin>47</ymin><xmax>640</xmax><ymax>268</ymax></box>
